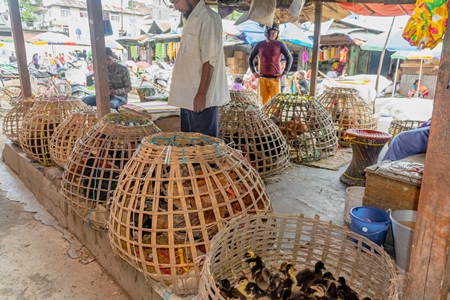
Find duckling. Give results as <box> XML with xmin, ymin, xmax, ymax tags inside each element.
<box><xmin>243</xmin><ymin>251</ymin><xmax>266</xmax><ymax>277</ymax></box>
<box><xmin>268</xmin><ymin>271</ymin><xmax>285</xmax><ymax>292</ymax></box>
<box><xmin>217</xmin><ymin>278</ymin><xmax>233</xmax><ymax>298</ymax></box>
<box><xmin>254</xmin><ymin>267</ymin><xmax>271</xmax><ymax>291</ymax></box>
<box><xmin>283</xmin><ymin>263</ymin><xmax>298</xmax><ymax>293</ymax></box>
<box><xmin>279</xmin><ymin>261</ymin><xmax>288</xmax><ymax>273</ymax></box>
<box><xmin>336</xmin><ymin>277</ymin><xmax>359</xmax><ymax>300</ymax></box>
<box><xmin>309</xmin><ymin>283</ymin><xmax>331</xmax><ymax>299</ymax></box>
<box><xmin>296</xmin><ymin>261</ymin><xmax>326</xmax><ymax>292</ymax></box>
<box><xmin>232</xmin><ymin>275</ymin><xmax>266</xmax><ymax>300</ymax></box>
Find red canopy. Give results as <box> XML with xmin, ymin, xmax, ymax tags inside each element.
<box><xmin>337</xmin><ymin>3</ymin><xmax>415</xmax><ymax>16</ymax></box>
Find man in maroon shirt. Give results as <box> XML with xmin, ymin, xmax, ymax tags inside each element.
<box><xmin>248</xmin><ymin>22</ymin><xmax>293</xmax><ymax>105</ymax></box>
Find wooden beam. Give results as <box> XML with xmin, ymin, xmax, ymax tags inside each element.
<box><xmin>86</xmin><ymin>0</ymin><xmax>110</xmax><ymax>118</ymax></box>
<box><xmin>8</xmin><ymin>0</ymin><xmax>31</xmax><ymax>98</ymax></box>
<box><xmin>403</xmin><ymin>29</ymin><xmax>450</xmax><ymax>299</ymax></box>
<box><xmin>309</xmin><ymin>0</ymin><xmax>322</xmax><ymax>96</ymax></box>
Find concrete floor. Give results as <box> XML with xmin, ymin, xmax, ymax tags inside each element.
<box><xmin>0</xmin><ymin>95</ymin><xmax>380</xmax><ymax>299</ymax></box>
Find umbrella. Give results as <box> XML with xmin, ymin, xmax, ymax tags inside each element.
<box><xmin>105</xmin><ymin>37</ymin><xmax>124</xmax><ymax>50</ymax></box>
<box><xmin>235</xmin><ymin>21</ymin><xmax>313</xmax><ymax>47</ymax></box>
<box><xmin>361</xmin><ymin>28</ymin><xmax>419</xmax><ymax>52</ymax></box>
<box><xmin>136</xmin><ymin>61</ymin><xmax>151</xmax><ymax>68</ymax></box>
<box><xmin>28</xmin><ymin>32</ymin><xmax>76</xmax><ymax>45</ymax></box>
<box><xmin>125</xmin><ymin>60</ymin><xmax>136</xmax><ymax>67</ymax></box>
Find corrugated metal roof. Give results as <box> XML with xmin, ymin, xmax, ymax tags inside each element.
<box><xmin>47</xmin><ymin>0</ymin><xmax>145</xmax><ymax>15</ymax></box>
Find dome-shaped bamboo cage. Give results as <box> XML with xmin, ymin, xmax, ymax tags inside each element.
<box><xmin>108</xmin><ymin>132</ymin><xmax>272</xmax><ymax>295</ymax></box>
<box><xmin>219</xmin><ymin>101</ymin><xmax>290</xmax><ymax>178</ymax></box>
<box><xmin>19</xmin><ymin>98</ymin><xmax>87</xmax><ymax>166</ymax></box>
<box><xmin>388</xmin><ymin>119</ymin><xmax>426</xmax><ymax>140</ymax></box>
<box><xmin>262</xmin><ymin>94</ymin><xmax>338</xmax><ymax>163</ymax></box>
<box><xmin>197</xmin><ymin>214</ymin><xmax>399</xmax><ymax>300</ymax></box>
<box><xmin>317</xmin><ymin>87</ymin><xmax>376</xmax><ymax>147</ymax></box>
<box><xmin>61</xmin><ymin>113</ymin><xmax>161</xmax><ymax>230</ymax></box>
<box><xmin>49</xmin><ymin>108</ymin><xmax>99</xmax><ymax>168</ymax></box>
<box><xmin>229</xmin><ymin>89</ymin><xmax>259</xmax><ymax>105</ymax></box>
<box><xmin>3</xmin><ymin>99</ymin><xmax>35</xmax><ymax>145</ymax></box>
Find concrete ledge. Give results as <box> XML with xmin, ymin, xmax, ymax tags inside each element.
<box><xmin>2</xmin><ymin>142</ymin><xmax>163</xmax><ymax>300</ymax></box>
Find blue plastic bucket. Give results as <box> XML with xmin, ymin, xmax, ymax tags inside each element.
<box><xmin>350</xmin><ymin>206</ymin><xmax>391</xmax><ymax>246</ymax></box>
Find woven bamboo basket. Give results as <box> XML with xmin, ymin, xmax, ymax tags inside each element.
<box><xmin>388</xmin><ymin>120</ymin><xmax>425</xmax><ymax>139</ymax></box>
<box><xmin>317</xmin><ymin>87</ymin><xmax>376</xmax><ymax>147</ymax></box>
<box><xmin>108</xmin><ymin>132</ymin><xmax>272</xmax><ymax>295</ymax></box>
<box><xmin>61</xmin><ymin>113</ymin><xmax>161</xmax><ymax>230</ymax></box>
<box><xmin>3</xmin><ymin>99</ymin><xmax>35</xmax><ymax>145</ymax></box>
<box><xmin>49</xmin><ymin>108</ymin><xmax>99</xmax><ymax>168</ymax></box>
<box><xmin>197</xmin><ymin>213</ymin><xmax>399</xmax><ymax>300</ymax></box>
<box><xmin>19</xmin><ymin>97</ymin><xmax>87</xmax><ymax>166</ymax></box>
<box><xmin>263</xmin><ymin>94</ymin><xmax>338</xmax><ymax>163</ymax></box>
<box><xmin>219</xmin><ymin>101</ymin><xmax>290</xmax><ymax>178</ymax></box>
<box><xmin>229</xmin><ymin>89</ymin><xmax>259</xmax><ymax>105</ymax></box>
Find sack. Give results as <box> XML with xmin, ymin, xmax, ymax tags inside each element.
<box><xmin>248</xmin><ymin>0</ymin><xmax>276</xmax><ymax>27</ymax></box>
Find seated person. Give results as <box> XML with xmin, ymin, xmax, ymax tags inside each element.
<box><xmin>325</xmin><ymin>67</ymin><xmax>338</xmax><ymax>79</ymax></box>
<box><xmin>231</xmin><ymin>77</ymin><xmax>245</xmax><ymax>91</ymax></box>
<box><xmin>82</xmin><ymin>47</ymin><xmax>131</xmax><ymax>109</ymax></box>
<box><xmin>383</xmin><ymin>119</ymin><xmax>431</xmax><ymax>161</ymax></box>
<box><xmin>407</xmin><ymin>79</ymin><xmax>429</xmax><ymax>98</ymax></box>
<box><xmin>294</xmin><ymin>70</ymin><xmax>309</xmax><ymax>95</ymax></box>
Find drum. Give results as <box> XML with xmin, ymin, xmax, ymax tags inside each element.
<box><xmin>341</xmin><ymin>129</ymin><xmax>392</xmax><ymax>186</ymax></box>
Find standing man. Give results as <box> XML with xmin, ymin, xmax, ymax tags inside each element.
<box><xmin>248</xmin><ymin>22</ymin><xmax>293</xmax><ymax>105</ymax></box>
<box><xmin>9</xmin><ymin>52</ymin><xmax>16</xmax><ymax>63</ymax></box>
<box><xmin>82</xmin><ymin>47</ymin><xmax>131</xmax><ymax>109</ymax></box>
<box><xmin>168</xmin><ymin>0</ymin><xmax>229</xmax><ymax>138</ymax></box>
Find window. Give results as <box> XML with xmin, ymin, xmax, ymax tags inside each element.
<box><xmin>111</xmin><ymin>15</ymin><xmax>120</xmax><ymax>22</ymax></box>
<box><xmin>80</xmin><ymin>10</ymin><xmax>87</xmax><ymax>18</ymax></box>
<box><xmin>61</xmin><ymin>7</ymin><xmax>71</xmax><ymax>17</ymax></box>
<box><xmin>62</xmin><ymin>25</ymin><xmax>69</xmax><ymax>33</ymax></box>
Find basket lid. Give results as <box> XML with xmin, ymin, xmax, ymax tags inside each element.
<box><xmin>345</xmin><ymin>129</ymin><xmax>392</xmax><ymax>142</ymax></box>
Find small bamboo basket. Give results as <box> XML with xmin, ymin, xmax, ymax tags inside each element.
<box><xmin>3</xmin><ymin>99</ymin><xmax>35</xmax><ymax>145</ymax></box>
<box><xmin>108</xmin><ymin>132</ymin><xmax>272</xmax><ymax>295</ymax></box>
<box><xmin>49</xmin><ymin>108</ymin><xmax>99</xmax><ymax>168</ymax></box>
<box><xmin>263</xmin><ymin>94</ymin><xmax>338</xmax><ymax>163</ymax></box>
<box><xmin>61</xmin><ymin>113</ymin><xmax>161</xmax><ymax>230</ymax></box>
<box><xmin>19</xmin><ymin>97</ymin><xmax>87</xmax><ymax>166</ymax></box>
<box><xmin>197</xmin><ymin>213</ymin><xmax>399</xmax><ymax>300</ymax></box>
<box><xmin>219</xmin><ymin>101</ymin><xmax>290</xmax><ymax>179</ymax></box>
<box><xmin>229</xmin><ymin>89</ymin><xmax>259</xmax><ymax>105</ymax></box>
<box><xmin>317</xmin><ymin>87</ymin><xmax>376</xmax><ymax>147</ymax></box>
<box><xmin>388</xmin><ymin>120</ymin><xmax>425</xmax><ymax>139</ymax></box>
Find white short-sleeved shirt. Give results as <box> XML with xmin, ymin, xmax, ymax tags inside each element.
<box><xmin>168</xmin><ymin>0</ymin><xmax>230</xmax><ymax>110</ymax></box>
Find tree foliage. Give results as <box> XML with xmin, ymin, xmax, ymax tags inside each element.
<box><xmin>4</xmin><ymin>0</ymin><xmax>40</xmax><ymax>22</ymax></box>
<box><xmin>225</xmin><ymin>10</ymin><xmax>243</xmax><ymax>21</ymax></box>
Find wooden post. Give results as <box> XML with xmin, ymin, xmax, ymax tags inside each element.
<box><xmin>309</xmin><ymin>0</ymin><xmax>322</xmax><ymax>97</ymax></box>
<box><xmin>402</xmin><ymin>29</ymin><xmax>450</xmax><ymax>299</ymax></box>
<box><xmin>86</xmin><ymin>0</ymin><xmax>110</xmax><ymax>118</ymax></box>
<box><xmin>8</xmin><ymin>0</ymin><xmax>32</xmax><ymax>98</ymax></box>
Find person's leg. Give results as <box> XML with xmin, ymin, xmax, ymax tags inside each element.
<box><xmin>109</xmin><ymin>95</ymin><xmax>127</xmax><ymax>109</ymax></box>
<box><xmin>82</xmin><ymin>95</ymin><xmax>97</xmax><ymax>106</ymax></box>
<box><xmin>383</xmin><ymin>127</ymin><xmax>430</xmax><ymax>161</ymax></box>
<box><xmin>259</xmin><ymin>77</ymin><xmax>270</xmax><ymax>105</ymax></box>
<box><xmin>180</xmin><ymin>108</ymin><xmax>191</xmax><ymax>133</ymax></box>
<box><xmin>190</xmin><ymin>107</ymin><xmax>219</xmax><ymax>137</ymax></box>
<box><xmin>267</xmin><ymin>78</ymin><xmax>281</xmax><ymax>100</ymax></box>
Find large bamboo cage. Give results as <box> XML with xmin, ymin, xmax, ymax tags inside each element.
<box><xmin>3</xmin><ymin>99</ymin><xmax>35</xmax><ymax>145</ymax></box>
<box><xmin>197</xmin><ymin>213</ymin><xmax>399</xmax><ymax>300</ymax></box>
<box><xmin>317</xmin><ymin>87</ymin><xmax>376</xmax><ymax>147</ymax></box>
<box><xmin>19</xmin><ymin>98</ymin><xmax>87</xmax><ymax>166</ymax></box>
<box><xmin>108</xmin><ymin>132</ymin><xmax>272</xmax><ymax>295</ymax></box>
<box><xmin>219</xmin><ymin>101</ymin><xmax>290</xmax><ymax>178</ymax></box>
<box><xmin>388</xmin><ymin>119</ymin><xmax>425</xmax><ymax>140</ymax></box>
<box><xmin>61</xmin><ymin>113</ymin><xmax>161</xmax><ymax>230</ymax></box>
<box><xmin>49</xmin><ymin>108</ymin><xmax>99</xmax><ymax>168</ymax></box>
<box><xmin>263</xmin><ymin>94</ymin><xmax>338</xmax><ymax>163</ymax></box>
<box><xmin>229</xmin><ymin>89</ymin><xmax>259</xmax><ymax>105</ymax></box>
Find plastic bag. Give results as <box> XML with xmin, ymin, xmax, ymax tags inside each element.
<box><xmin>248</xmin><ymin>0</ymin><xmax>276</xmax><ymax>27</ymax></box>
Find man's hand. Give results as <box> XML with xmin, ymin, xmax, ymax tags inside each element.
<box><xmin>193</xmin><ymin>93</ymin><xmax>207</xmax><ymax>113</ymax></box>
<box><xmin>252</xmin><ymin>72</ymin><xmax>260</xmax><ymax>78</ymax></box>
<box><xmin>109</xmin><ymin>89</ymin><xmax>117</xmax><ymax>96</ymax></box>
<box><xmin>276</xmin><ymin>73</ymin><xmax>285</xmax><ymax>80</ymax></box>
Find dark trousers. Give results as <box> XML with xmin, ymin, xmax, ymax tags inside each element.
<box><xmin>180</xmin><ymin>107</ymin><xmax>219</xmax><ymax>137</ymax></box>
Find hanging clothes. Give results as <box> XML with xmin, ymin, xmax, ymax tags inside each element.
<box><xmin>339</xmin><ymin>46</ymin><xmax>348</xmax><ymax>63</ymax></box>
<box><xmin>403</xmin><ymin>0</ymin><xmax>448</xmax><ymax>49</ymax></box>
<box><xmin>302</xmin><ymin>50</ymin><xmax>309</xmax><ymax>63</ymax></box>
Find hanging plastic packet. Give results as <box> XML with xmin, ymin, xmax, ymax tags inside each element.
<box><xmin>103</xmin><ymin>12</ymin><xmax>113</xmax><ymax>36</ymax></box>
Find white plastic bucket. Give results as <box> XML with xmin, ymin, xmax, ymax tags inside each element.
<box><xmin>344</xmin><ymin>187</ymin><xmax>365</xmax><ymax>225</ymax></box>
<box><xmin>390</xmin><ymin>210</ymin><xmax>417</xmax><ymax>271</ymax></box>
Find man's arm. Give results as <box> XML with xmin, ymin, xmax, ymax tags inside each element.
<box><xmin>193</xmin><ymin>61</ymin><xmax>213</xmax><ymax>113</ymax></box>
<box><xmin>248</xmin><ymin>43</ymin><xmax>260</xmax><ymax>77</ymax></box>
<box><xmin>114</xmin><ymin>67</ymin><xmax>132</xmax><ymax>95</ymax></box>
<box><xmin>280</xmin><ymin>42</ymin><xmax>293</xmax><ymax>74</ymax></box>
